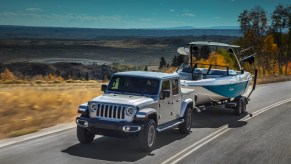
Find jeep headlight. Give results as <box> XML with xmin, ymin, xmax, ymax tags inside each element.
<box><xmin>125</xmin><ymin>107</ymin><xmax>135</xmax><ymax>116</ymax></box>
<box><xmin>89</xmin><ymin>103</ymin><xmax>97</xmax><ymax>111</ymax></box>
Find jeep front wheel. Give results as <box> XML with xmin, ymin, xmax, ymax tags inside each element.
<box><xmin>138</xmin><ymin>119</ymin><xmax>156</xmax><ymax>152</ymax></box>
<box><xmin>179</xmin><ymin>107</ymin><xmax>192</xmax><ymax>134</ymax></box>
<box><xmin>77</xmin><ymin>126</ymin><xmax>95</xmax><ymax>144</ymax></box>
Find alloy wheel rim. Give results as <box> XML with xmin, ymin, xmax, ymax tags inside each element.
<box><xmin>186</xmin><ymin>112</ymin><xmax>191</xmax><ymax>130</ymax></box>
<box><xmin>148</xmin><ymin>125</ymin><xmax>155</xmax><ymax>147</ymax></box>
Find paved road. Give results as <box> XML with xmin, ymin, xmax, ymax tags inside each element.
<box><xmin>1</xmin><ymin>81</ymin><xmax>291</xmax><ymax>164</ymax></box>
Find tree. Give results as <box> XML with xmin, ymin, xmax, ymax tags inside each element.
<box><xmin>171</xmin><ymin>56</ymin><xmax>177</xmax><ymax>66</ymax></box>
<box><xmin>261</xmin><ymin>35</ymin><xmax>279</xmax><ymax>75</ymax></box>
<box><xmin>238</xmin><ymin>6</ymin><xmax>268</xmax><ymax>75</ymax></box>
<box><xmin>172</xmin><ymin>55</ymin><xmax>185</xmax><ymax>67</ymax></box>
<box><xmin>238</xmin><ymin>10</ymin><xmax>251</xmax><ymax>34</ymax></box>
<box><xmin>0</xmin><ymin>68</ymin><xmax>17</xmax><ymax>81</ymax></box>
<box><xmin>271</xmin><ymin>4</ymin><xmax>288</xmax><ymax>74</ymax></box>
<box><xmin>286</xmin><ymin>5</ymin><xmax>291</xmax><ymax>75</ymax></box>
<box><xmin>144</xmin><ymin>66</ymin><xmax>148</xmax><ymax>71</ymax></box>
<box><xmin>159</xmin><ymin>57</ymin><xmax>166</xmax><ymax>69</ymax></box>
<box><xmin>250</xmin><ymin>6</ymin><xmax>268</xmax><ymax>37</ymax></box>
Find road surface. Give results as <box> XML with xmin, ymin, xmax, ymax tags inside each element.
<box><xmin>1</xmin><ymin>81</ymin><xmax>291</xmax><ymax>164</ymax></box>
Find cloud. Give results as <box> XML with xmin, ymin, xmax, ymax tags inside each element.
<box><xmin>214</xmin><ymin>16</ymin><xmax>222</xmax><ymax>19</ymax></box>
<box><xmin>182</xmin><ymin>13</ymin><xmax>195</xmax><ymax>17</ymax></box>
<box><xmin>170</xmin><ymin>9</ymin><xmax>175</xmax><ymax>12</ymax></box>
<box><xmin>25</xmin><ymin>8</ymin><xmax>43</xmax><ymax>13</ymax></box>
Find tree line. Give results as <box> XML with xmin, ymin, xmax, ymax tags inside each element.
<box><xmin>238</xmin><ymin>4</ymin><xmax>291</xmax><ymax>76</ymax></box>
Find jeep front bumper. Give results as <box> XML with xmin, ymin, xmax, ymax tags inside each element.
<box><xmin>76</xmin><ymin>117</ymin><xmax>143</xmax><ymax>133</ymax></box>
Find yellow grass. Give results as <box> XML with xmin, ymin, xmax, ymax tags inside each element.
<box><xmin>0</xmin><ymin>82</ymin><xmax>102</xmax><ymax>139</ymax></box>
<box><xmin>256</xmin><ymin>75</ymin><xmax>291</xmax><ymax>84</ymax></box>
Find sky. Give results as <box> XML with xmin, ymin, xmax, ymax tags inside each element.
<box><xmin>0</xmin><ymin>0</ymin><xmax>290</xmax><ymax>29</ymax></box>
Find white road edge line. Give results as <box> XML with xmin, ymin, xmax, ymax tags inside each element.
<box><xmin>161</xmin><ymin>97</ymin><xmax>291</xmax><ymax>164</ymax></box>
<box><xmin>0</xmin><ymin>123</ymin><xmax>75</xmax><ymax>148</ymax></box>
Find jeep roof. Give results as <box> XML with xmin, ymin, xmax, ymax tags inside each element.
<box><xmin>113</xmin><ymin>71</ymin><xmax>179</xmax><ymax>79</ymax></box>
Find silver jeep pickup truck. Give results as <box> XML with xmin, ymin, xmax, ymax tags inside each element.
<box><xmin>76</xmin><ymin>71</ymin><xmax>195</xmax><ymax>151</ymax></box>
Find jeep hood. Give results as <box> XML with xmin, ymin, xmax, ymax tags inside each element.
<box><xmin>91</xmin><ymin>93</ymin><xmax>155</xmax><ymax>107</ymax></box>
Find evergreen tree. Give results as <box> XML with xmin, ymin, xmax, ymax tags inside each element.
<box><xmin>171</xmin><ymin>56</ymin><xmax>177</xmax><ymax>66</ymax></box>
<box><xmin>144</xmin><ymin>66</ymin><xmax>148</xmax><ymax>71</ymax></box>
<box><xmin>159</xmin><ymin>57</ymin><xmax>166</xmax><ymax>69</ymax></box>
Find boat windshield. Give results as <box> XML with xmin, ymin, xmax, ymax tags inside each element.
<box><xmin>107</xmin><ymin>76</ymin><xmax>160</xmax><ymax>95</ymax></box>
<box><xmin>178</xmin><ymin>63</ymin><xmax>238</xmax><ymax>80</ymax></box>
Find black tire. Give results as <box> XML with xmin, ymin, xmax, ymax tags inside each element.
<box><xmin>77</xmin><ymin>126</ymin><xmax>95</xmax><ymax>144</ymax></box>
<box><xmin>241</xmin><ymin>97</ymin><xmax>247</xmax><ymax>114</ymax></box>
<box><xmin>179</xmin><ymin>107</ymin><xmax>192</xmax><ymax>134</ymax></box>
<box><xmin>138</xmin><ymin>119</ymin><xmax>157</xmax><ymax>152</ymax></box>
<box><xmin>234</xmin><ymin>97</ymin><xmax>243</xmax><ymax>116</ymax></box>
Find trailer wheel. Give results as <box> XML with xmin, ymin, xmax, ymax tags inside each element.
<box><xmin>234</xmin><ymin>97</ymin><xmax>244</xmax><ymax>116</ymax></box>
<box><xmin>242</xmin><ymin>97</ymin><xmax>247</xmax><ymax>114</ymax></box>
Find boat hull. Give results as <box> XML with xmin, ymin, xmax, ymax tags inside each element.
<box><xmin>180</xmin><ymin>72</ymin><xmax>251</xmax><ymax>106</ymax></box>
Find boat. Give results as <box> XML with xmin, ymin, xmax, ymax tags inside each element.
<box><xmin>175</xmin><ymin>41</ymin><xmax>257</xmax><ymax>113</ymax></box>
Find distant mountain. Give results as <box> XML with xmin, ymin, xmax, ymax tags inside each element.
<box><xmin>202</xmin><ymin>26</ymin><xmax>240</xmax><ymax>29</ymax></box>
<box><xmin>162</xmin><ymin>26</ymin><xmax>195</xmax><ymax>30</ymax></box>
<box><xmin>0</xmin><ymin>25</ymin><xmax>242</xmax><ymax>39</ymax></box>
<box><xmin>148</xmin><ymin>26</ymin><xmax>240</xmax><ymax>30</ymax></box>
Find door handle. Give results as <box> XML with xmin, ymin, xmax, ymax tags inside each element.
<box><xmin>168</xmin><ymin>101</ymin><xmax>173</xmax><ymax>104</ymax></box>
<box><xmin>176</xmin><ymin>99</ymin><xmax>181</xmax><ymax>102</ymax></box>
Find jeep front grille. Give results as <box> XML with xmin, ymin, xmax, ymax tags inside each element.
<box><xmin>95</xmin><ymin>104</ymin><xmax>126</xmax><ymax>120</ymax></box>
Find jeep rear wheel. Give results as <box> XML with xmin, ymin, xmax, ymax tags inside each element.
<box><xmin>77</xmin><ymin>126</ymin><xmax>95</xmax><ymax>144</ymax></box>
<box><xmin>138</xmin><ymin>119</ymin><xmax>156</xmax><ymax>152</ymax></box>
<box><xmin>179</xmin><ymin>107</ymin><xmax>192</xmax><ymax>134</ymax></box>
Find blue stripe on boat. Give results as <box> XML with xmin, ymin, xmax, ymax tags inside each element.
<box><xmin>203</xmin><ymin>81</ymin><xmax>248</xmax><ymax>98</ymax></box>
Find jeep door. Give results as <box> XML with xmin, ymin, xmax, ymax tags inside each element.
<box><xmin>171</xmin><ymin>78</ymin><xmax>181</xmax><ymax>119</ymax></box>
<box><xmin>159</xmin><ymin>80</ymin><xmax>172</xmax><ymax>124</ymax></box>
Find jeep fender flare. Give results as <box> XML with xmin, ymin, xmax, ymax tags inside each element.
<box><xmin>135</xmin><ymin>108</ymin><xmax>158</xmax><ymax>123</ymax></box>
<box><xmin>179</xmin><ymin>99</ymin><xmax>193</xmax><ymax>117</ymax></box>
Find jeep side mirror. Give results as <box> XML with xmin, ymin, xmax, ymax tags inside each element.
<box><xmin>101</xmin><ymin>84</ymin><xmax>107</xmax><ymax>92</ymax></box>
<box><xmin>163</xmin><ymin>90</ymin><xmax>171</xmax><ymax>98</ymax></box>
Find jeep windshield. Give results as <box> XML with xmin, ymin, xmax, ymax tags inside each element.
<box><xmin>107</xmin><ymin>76</ymin><xmax>160</xmax><ymax>95</ymax></box>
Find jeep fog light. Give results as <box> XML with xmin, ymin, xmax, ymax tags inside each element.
<box><xmin>83</xmin><ymin>121</ymin><xmax>88</xmax><ymax>127</ymax></box>
<box><xmin>126</xmin><ymin>107</ymin><xmax>135</xmax><ymax>116</ymax></box>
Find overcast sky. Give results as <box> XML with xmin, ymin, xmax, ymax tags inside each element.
<box><xmin>0</xmin><ymin>0</ymin><xmax>290</xmax><ymax>29</ymax></box>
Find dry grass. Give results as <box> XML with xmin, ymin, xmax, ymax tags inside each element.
<box><xmin>257</xmin><ymin>75</ymin><xmax>291</xmax><ymax>84</ymax></box>
<box><xmin>0</xmin><ymin>82</ymin><xmax>102</xmax><ymax>139</ymax></box>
